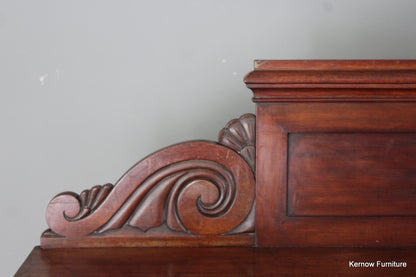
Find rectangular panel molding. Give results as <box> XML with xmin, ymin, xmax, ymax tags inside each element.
<box><xmin>288</xmin><ymin>133</ymin><xmax>416</xmax><ymax>217</ymax></box>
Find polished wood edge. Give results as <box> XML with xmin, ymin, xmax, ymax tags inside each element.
<box><xmin>245</xmin><ymin>70</ymin><xmax>416</xmax><ymax>85</ymax></box>
<box><xmin>254</xmin><ymin>59</ymin><xmax>416</xmax><ymax>70</ymax></box>
<box><xmin>41</xmin><ymin>232</ymin><xmax>255</xmax><ymax>248</ymax></box>
<box><xmin>16</xmin><ymin>246</ymin><xmax>416</xmax><ymax>277</ymax></box>
<box><xmin>249</xmin><ymin>87</ymin><xmax>416</xmax><ymax>102</ymax></box>
<box><xmin>246</xmin><ymin>60</ymin><xmax>416</xmax><ymax>101</ymax></box>
<box><xmin>42</xmin><ymin>114</ymin><xmax>256</xmax><ymax>248</ymax></box>
<box><xmin>252</xmin><ymin>97</ymin><xmax>416</xmax><ymax>103</ymax></box>
<box><xmin>251</xmin><ymin>87</ymin><xmax>416</xmax><ymax>102</ymax></box>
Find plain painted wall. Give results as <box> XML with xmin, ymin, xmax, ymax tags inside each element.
<box><xmin>2</xmin><ymin>0</ymin><xmax>416</xmax><ymax>275</ymax></box>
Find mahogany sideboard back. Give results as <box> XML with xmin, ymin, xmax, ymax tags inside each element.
<box><xmin>15</xmin><ymin>60</ymin><xmax>416</xmax><ymax>276</ymax></box>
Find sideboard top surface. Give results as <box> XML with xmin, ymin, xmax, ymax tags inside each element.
<box><xmin>253</xmin><ymin>59</ymin><xmax>416</xmax><ymax>70</ymax></box>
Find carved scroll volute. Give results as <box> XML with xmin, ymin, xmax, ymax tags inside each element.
<box><xmin>46</xmin><ymin>142</ymin><xmax>255</xmax><ymax>237</ymax></box>
<box><xmin>46</xmin><ymin>114</ymin><xmax>256</xmax><ymax>238</ymax></box>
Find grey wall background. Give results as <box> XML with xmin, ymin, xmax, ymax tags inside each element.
<box><xmin>2</xmin><ymin>0</ymin><xmax>416</xmax><ymax>275</ymax></box>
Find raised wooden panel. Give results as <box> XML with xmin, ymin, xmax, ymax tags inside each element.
<box><xmin>288</xmin><ymin>133</ymin><xmax>416</xmax><ymax>216</ymax></box>
<box><xmin>254</xmin><ymin>102</ymin><xmax>416</xmax><ymax>246</ymax></box>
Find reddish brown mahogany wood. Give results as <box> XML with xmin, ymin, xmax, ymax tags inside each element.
<box><xmin>246</xmin><ymin>60</ymin><xmax>416</xmax><ymax>246</ymax></box>
<box><xmin>246</xmin><ymin>60</ymin><xmax>416</xmax><ymax>102</ymax></box>
<box><xmin>18</xmin><ymin>59</ymin><xmax>416</xmax><ymax>276</ymax></box>
<box><xmin>288</xmin><ymin>133</ymin><xmax>416</xmax><ymax>216</ymax></box>
<box><xmin>255</xmin><ymin>104</ymin><xmax>416</xmax><ymax>246</ymax></box>
<box><xmin>254</xmin><ymin>59</ymin><xmax>416</xmax><ymax>70</ymax></box>
<box><xmin>42</xmin><ymin>114</ymin><xmax>256</xmax><ymax>248</ymax></box>
<box><xmin>16</xmin><ymin>247</ymin><xmax>416</xmax><ymax>277</ymax></box>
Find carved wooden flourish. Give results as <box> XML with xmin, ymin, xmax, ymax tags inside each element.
<box><xmin>219</xmin><ymin>114</ymin><xmax>256</xmax><ymax>171</ymax></box>
<box><xmin>46</xmin><ymin>114</ymin><xmax>256</xmax><ymax>238</ymax></box>
<box><xmin>65</xmin><ymin>184</ymin><xmax>114</xmax><ymax>221</ymax></box>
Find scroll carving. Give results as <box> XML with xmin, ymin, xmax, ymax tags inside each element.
<box><xmin>99</xmin><ymin>159</ymin><xmax>246</xmax><ymax>235</ymax></box>
<box><xmin>45</xmin><ymin>114</ymin><xmax>256</xmax><ymax>245</ymax></box>
<box><xmin>64</xmin><ymin>184</ymin><xmax>114</xmax><ymax>221</ymax></box>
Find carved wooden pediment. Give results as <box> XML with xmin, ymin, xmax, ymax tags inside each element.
<box><xmin>42</xmin><ymin>114</ymin><xmax>256</xmax><ymax>248</ymax></box>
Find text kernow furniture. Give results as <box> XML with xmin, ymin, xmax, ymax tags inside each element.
<box><xmin>16</xmin><ymin>60</ymin><xmax>416</xmax><ymax>276</ymax></box>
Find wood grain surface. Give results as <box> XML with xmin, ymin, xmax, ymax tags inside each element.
<box><xmin>288</xmin><ymin>133</ymin><xmax>416</xmax><ymax>216</ymax></box>
<box><xmin>16</xmin><ymin>60</ymin><xmax>416</xmax><ymax>275</ymax></box>
<box><xmin>43</xmin><ymin>114</ymin><xmax>256</xmax><ymax>248</ymax></box>
<box><xmin>249</xmin><ymin>60</ymin><xmax>416</xmax><ymax>247</ymax></box>
<box><xmin>245</xmin><ymin>59</ymin><xmax>416</xmax><ymax>102</ymax></box>
<box><xmin>15</xmin><ymin>247</ymin><xmax>416</xmax><ymax>277</ymax></box>
<box><xmin>254</xmin><ymin>59</ymin><xmax>416</xmax><ymax>70</ymax></box>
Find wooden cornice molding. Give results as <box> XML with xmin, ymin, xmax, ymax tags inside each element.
<box><xmin>245</xmin><ymin>60</ymin><xmax>416</xmax><ymax>102</ymax></box>
<box><xmin>42</xmin><ymin>114</ymin><xmax>256</xmax><ymax>248</ymax></box>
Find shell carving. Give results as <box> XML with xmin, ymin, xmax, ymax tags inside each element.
<box><xmin>219</xmin><ymin>114</ymin><xmax>256</xmax><ymax>171</ymax></box>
